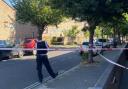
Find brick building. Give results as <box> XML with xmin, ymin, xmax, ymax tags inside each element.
<box><xmin>1</xmin><ymin>0</ymin><xmax>85</xmax><ymax>45</ymax></box>
<box><xmin>43</xmin><ymin>19</ymin><xmax>85</xmax><ymax>44</ymax></box>
<box><xmin>0</xmin><ymin>0</ymin><xmax>15</xmax><ymax>41</ymax></box>
<box><xmin>0</xmin><ymin>0</ymin><xmax>38</xmax><ymax>43</ymax></box>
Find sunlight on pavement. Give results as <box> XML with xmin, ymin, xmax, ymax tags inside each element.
<box><xmin>9</xmin><ymin>51</ymin><xmax>73</xmax><ymax>61</ymax></box>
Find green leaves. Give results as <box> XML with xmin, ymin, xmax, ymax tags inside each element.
<box><xmin>63</xmin><ymin>26</ymin><xmax>79</xmax><ymax>38</ymax></box>
<box><xmin>11</xmin><ymin>0</ymin><xmax>63</xmax><ymax>26</ymax></box>
<box><xmin>10</xmin><ymin>0</ymin><xmax>64</xmax><ymax>40</ymax></box>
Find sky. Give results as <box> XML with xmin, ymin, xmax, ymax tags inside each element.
<box><xmin>4</xmin><ymin>0</ymin><xmax>12</xmax><ymax>6</ymax></box>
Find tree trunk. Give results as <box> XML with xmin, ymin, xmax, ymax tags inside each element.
<box><xmin>122</xmin><ymin>35</ymin><xmax>124</xmax><ymax>43</ymax></box>
<box><xmin>88</xmin><ymin>27</ymin><xmax>95</xmax><ymax>63</ymax></box>
<box><xmin>37</xmin><ymin>25</ymin><xmax>46</xmax><ymax>40</ymax></box>
<box><xmin>113</xmin><ymin>28</ymin><xmax>117</xmax><ymax>48</ymax></box>
<box><xmin>117</xmin><ymin>29</ymin><xmax>121</xmax><ymax>44</ymax></box>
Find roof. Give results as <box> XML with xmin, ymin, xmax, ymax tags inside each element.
<box><xmin>2</xmin><ymin>0</ymin><xmax>14</xmax><ymax>10</ymax></box>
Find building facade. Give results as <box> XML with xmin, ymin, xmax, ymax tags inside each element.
<box><xmin>43</xmin><ymin>19</ymin><xmax>85</xmax><ymax>44</ymax></box>
<box><xmin>15</xmin><ymin>23</ymin><xmax>37</xmax><ymax>43</ymax></box>
<box><xmin>0</xmin><ymin>0</ymin><xmax>85</xmax><ymax>45</ymax></box>
<box><xmin>0</xmin><ymin>0</ymin><xmax>15</xmax><ymax>41</ymax></box>
<box><xmin>0</xmin><ymin>0</ymin><xmax>38</xmax><ymax>43</ymax></box>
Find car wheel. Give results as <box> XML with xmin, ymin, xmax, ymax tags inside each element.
<box><xmin>18</xmin><ymin>51</ymin><xmax>24</xmax><ymax>58</ymax></box>
<box><xmin>32</xmin><ymin>50</ymin><xmax>36</xmax><ymax>55</ymax></box>
<box><xmin>8</xmin><ymin>54</ymin><xmax>13</xmax><ymax>59</ymax></box>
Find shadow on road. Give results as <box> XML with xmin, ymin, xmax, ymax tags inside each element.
<box><xmin>0</xmin><ymin>51</ymin><xmax>81</xmax><ymax>89</ymax></box>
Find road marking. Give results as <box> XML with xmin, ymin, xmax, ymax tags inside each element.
<box><xmin>43</xmin><ymin>65</ymin><xmax>80</xmax><ymax>84</ymax></box>
<box><xmin>2</xmin><ymin>60</ymin><xmax>8</xmax><ymax>62</ymax></box>
<box><xmin>23</xmin><ymin>65</ymin><xmax>80</xmax><ymax>89</ymax></box>
<box><xmin>23</xmin><ymin>82</ymin><xmax>40</xmax><ymax>89</ymax></box>
<box><xmin>36</xmin><ymin>85</ymin><xmax>54</xmax><ymax>89</ymax></box>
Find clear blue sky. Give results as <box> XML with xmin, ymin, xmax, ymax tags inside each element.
<box><xmin>4</xmin><ymin>0</ymin><xmax>12</xmax><ymax>6</ymax></box>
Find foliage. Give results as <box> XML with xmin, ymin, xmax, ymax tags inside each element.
<box><xmin>63</xmin><ymin>26</ymin><xmax>79</xmax><ymax>38</ymax></box>
<box><xmin>98</xmin><ymin>23</ymin><xmax>114</xmax><ymax>38</ymax></box>
<box><xmin>81</xmin><ymin>52</ymin><xmax>89</xmax><ymax>62</ymax></box>
<box><xmin>63</xmin><ymin>25</ymin><xmax>79</xmax><ymax>45</ymax></box>
<box><xmin>83</xmin><ymin>31</ymin><xmax>89</xmax><ymax>39</ymax></box>
<box><xmin>120</xmin><ymin>13</ymin><xmax>128</xmax><ymax>36</ymax></box>
<box><xmin>53</xmin><ymin>0</ymin><xmax>128</xmax><ymax>63</ymax></box>
<box><xmin>11</xmin><ymin>0</ymin><xmax>63</xmax><ymax>40</ymax></box>
<box><xmin>51</xmin><ymin>37</ymin><xmax>64</xmax><ymax>45</ymax></box>
<box><xmin>119</xmin><ymin>23</ymin><xmax>128</xmax><ymax>36</ymax></box>
<box><xmin>95</xmin><ymin>26</ymin><xmax>101</xmax><ymax>38</ymax></box>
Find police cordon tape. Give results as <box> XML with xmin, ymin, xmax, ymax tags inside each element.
<box><xmin>0</xmin><ymin>47</ymin><xmax>127</xmax><ymax>51</ymax></box>
<box><xmin>98</xmin><ymin>53</ymin><xmax>128</xmax><ymax>70</ymax></box>
<box><xmin>0</xmin><ymin>47</ymin><xmax>128</xmax><ymax>69</ymax></box>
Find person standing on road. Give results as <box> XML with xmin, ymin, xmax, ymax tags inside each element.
<box><xmin>36</xmin><ymin>40</ymin><xmax>58</xmax><ymax>83</ymax></box>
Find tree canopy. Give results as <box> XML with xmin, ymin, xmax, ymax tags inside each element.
<box><xmin>11</xmin><ymin>0</ymin><xmax>63</xmax><ymax>40</ymax></box>
<box><xmin>63</xmin><ymin>26</ymin><xmax>79</xmax><ymax>38</ymax></box>
<box><xmin>53</xmin><ymin>0</ymin><xmax>128</xmax><ymax>62</ymax></box>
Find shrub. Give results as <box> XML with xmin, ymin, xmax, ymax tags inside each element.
<box><xmin>81</xmin><ymin>52</ymin><xmax>89</xmax><ymax>62</ymax></box>
<box><xmin>51</xmin><ymin>37</ymin><xmax>64</xmax><ymax>45</ymax></box>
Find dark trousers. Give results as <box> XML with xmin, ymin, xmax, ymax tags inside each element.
<box><xmin>36</xmin><ymin>55</ymin><xmax>56</xmax><ymax>82</ymax></box>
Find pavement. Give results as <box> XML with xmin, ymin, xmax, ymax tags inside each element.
<box><xmin>29</xmin><ymin>45</ymin><xmax>124</xmax><ymax>89</ymax></box>
<box><xmin>119</xmin><ymin>60</ymin><xmax>128</xmax><ymax>89</ymax></box>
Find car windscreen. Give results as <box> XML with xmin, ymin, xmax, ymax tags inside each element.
<box><xmin>0</xmin><ymin>40</ymin><xmax>6</xmax><ymax>45</ymax></box>
<box><xmin>98</xmin><ymin>39</ymin><xmax>107</xmax><ymax>42</ymax></box>
<box><xmin>0</xmin><ymin>40</ymin><xmax>12</xmax><ymax>47</ymax></box>
<box><xmin>82</xmin><ymin>42</ymin><xmax>89</xmax><ymax>45</ymax></box>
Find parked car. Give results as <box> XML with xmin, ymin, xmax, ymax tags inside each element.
<box><xmin>0</xmin><ymin>40</ymin><xmax>24</xmax><ymax>61</ymax></box>
<box><xmin>95</xmin><ymin>38</ymin><xmax>110</xmax><ymax>48</ymax></box>
<box><xmin>23</xmin><ymin>38</ymin><xmax>36</xmax><ymax>55</ymax></box>
<box><xmin>109</xmin><ymin>38</ymin><xmax>120</xmax><ymax>47</ymax></box>
<box><xmin>79</xmin><ymin>42</ymin><xmax>98</xmax><ymax>55</ymax></box>
<box><xmin>108</xmin><ymin>38</ymin><xmax>114</xmax><ymax>46</ymax></box>
<box><xmin>11</xmin><ymin>44</ymin><xmax>24</xmax><ymax>58</ymax></box>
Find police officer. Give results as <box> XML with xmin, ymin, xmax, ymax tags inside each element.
<box><xmin>36</xmin><ymin>40</ymin><xmax>58</xmax><ymax>83</ymax></box>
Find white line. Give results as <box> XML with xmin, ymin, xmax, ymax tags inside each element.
<box><xmin>23</xmin><ymin>82</ymin><xmax>40</xmax><ymax>89</ymax></box>
<box><xmin>43</xmin><ymin>65</ymin><xmax>80</xmax><ymax>84</ymax></box>
<box><xmin>23</xmin><ymin>76</ymin><xmax>52</xmax><ymax>89</ymax></box>
<box><xmin>23</xmin><ymin>65</ymin><xmax>80</xmax><ymax>89</ymax></box>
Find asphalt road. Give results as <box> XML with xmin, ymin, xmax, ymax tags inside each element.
<box><xmin>0</xmin><ymin>51</ymin><xmax>81</xmax><ymax>89</ymax></box>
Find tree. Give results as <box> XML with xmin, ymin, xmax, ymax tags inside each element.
<box><xmin>119</xmin><ymin>23</ymin><xmax>128</xmax><ymax>42</ymax></box>
<box><xmin>53</xmin><ymin>0</ymin><xmax>128</xmax><ymax>63</ymax></box>
<box><xmin>11</xmin><ymin>0</ymin><xmax>63</xmax><ymax>40</ymax></box>
<box><xmin>63</xmin><ymin>26</ymin><xmax>79</xmax><ymax>44</ymax></box>
<box><xmin>83</xmin><ymin>30</ymin><xmax>89</xmax><ymax>40</ymax></box>
<box><xmin>98</xmin><ymin>23</ymin><xmax>114</xmax><ymax>39</ymax></box>
<box><xmin>95</xmin><ymin>26</ymin><xmax>102</xmax><ymax>38</ymax></box>
<box><xmin>102</xmin><ymin>17</ymin><xmax>128</xmax><ymax>45</ymax></box>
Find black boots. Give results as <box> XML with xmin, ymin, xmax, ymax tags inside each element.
<box><xmin>52</xmin><ymin>72</ymin><xmax>58</xmax><ymax>78</ymax></box>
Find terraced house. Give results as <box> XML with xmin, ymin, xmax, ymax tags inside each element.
<box><xmin>44</xmin><ymin>19</ymin><xmax>85</xmax><ymax>45</ymax></box>
<box><xmin>0</xmin><ymin>0</ymin><xmax>85</xmax><ymax>45</ymax></box>
<box><xmin>0</xmin><ymin>0</ymin><xmax>15</xmax><ymax>41</ymax></box>
<box><xmin>0</xmin><ymin>0</ymin><xmax>37</xmax><ymax>43</ymax></box>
